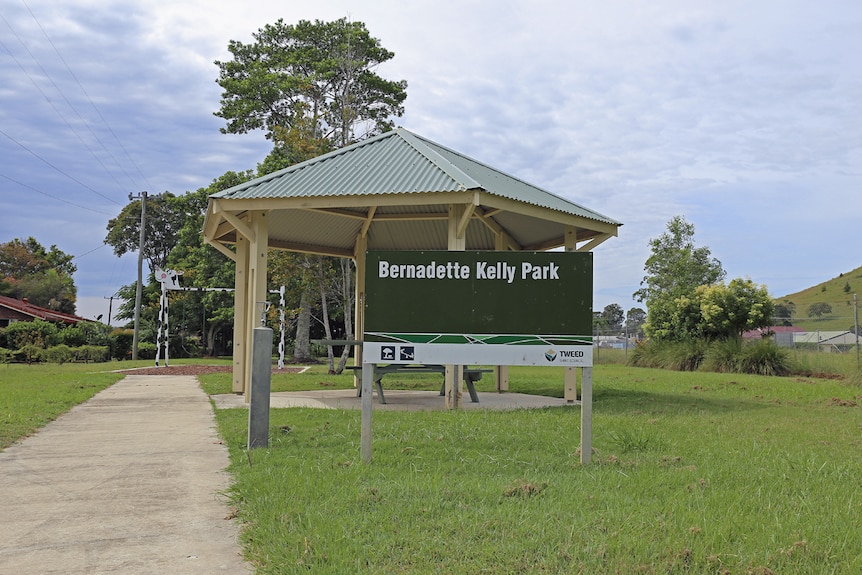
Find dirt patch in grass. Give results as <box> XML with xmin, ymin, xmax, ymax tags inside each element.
<box><xmin>828</xmin><ymin>397</ymin><xmax>858</xmax><ymax>407</ymax></box>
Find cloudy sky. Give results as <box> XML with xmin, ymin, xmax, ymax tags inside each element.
<box><xmin>2</xmin><ymin>0</ymin><xmax>860</xmax><ymax>323</ymax></box>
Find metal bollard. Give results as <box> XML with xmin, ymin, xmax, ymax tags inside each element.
<box><xmin>247</xmin><ymin>326</ymin><xmax>272</xmax><ymax>449</ymax></box>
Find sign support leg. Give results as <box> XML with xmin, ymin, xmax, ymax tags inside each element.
<box><xmin>360</xmin><ymin>362</ymin><xmax>374</xmax><ymax>464</ymax></box>
<box><xmin>580</xmin><ymin>367</ymin><xmax>593</xmax><ymax>465</ymax></box>
<box><xmin>445</xmin><ymin>365</ymin><xmax>463</xmax><ymax>409</ymax></box>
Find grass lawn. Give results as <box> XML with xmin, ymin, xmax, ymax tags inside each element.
<box><xmin>210</xmin><ymin>361</ymin><xmax>862</xmax><ymax>574</ymax></box>
<box><xmin>4</xmin><ymin>354</ymin><xmax>860</xmax><ymax>573</ymax></box>
<box><xmin>0</xmin><ymin>358</ymin><xmax>230</xmax><ymax>450</ymax></box>
<box><xmin>0</xmin><ymin>362</ymin><xmax>126</xmax><ymax>450</ymax></box>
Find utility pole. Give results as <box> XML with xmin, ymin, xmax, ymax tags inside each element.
<box><xmin>103</xmin><ymin>293</ymin><xmax>117</xmax><ymax>326</ymax></box>
<box><xmin>854</xmin><ymin>293</ymin><xmax>859</xmax><ymax>370</ymax></box>
<box><xmin>129</xmin><ymin>191</ymin><xmax>148</xmax><ymax>360</ymax></box>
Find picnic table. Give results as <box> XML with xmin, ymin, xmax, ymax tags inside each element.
<box><xmin>346</xmin><ymin>364</ymin><xmax>491</xmax><ymax>404</ymax></box>
<box><xmin>313</xmin><ymin>340</ymin><xmax>491</xmax><ymax>404</ymax></box>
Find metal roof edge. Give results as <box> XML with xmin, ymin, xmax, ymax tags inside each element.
<box><xmin>211</xmin><ymin>129</ymin><xmax>404</xmax><ymax>199</ymax></box>
<box><xmin>409</xmin><ymin>132</ymin><xmax>622</xmax><ymax>226</ymax></box>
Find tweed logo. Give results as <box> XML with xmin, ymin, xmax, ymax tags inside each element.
<box><xmin>544</xmin><ymin>349</ymin><xmax>557</xmax><ymax>362</ymax></box>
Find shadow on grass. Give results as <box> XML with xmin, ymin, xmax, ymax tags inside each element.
<box><xmin>592</xmin><ymin>386</ymin><xmax>770</xmax><ymax>416</ymax></box>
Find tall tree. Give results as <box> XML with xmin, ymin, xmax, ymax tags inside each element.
<box><xmin>214</xmin><ymin>18</ymin><xmax>407</xmax><ymax>146</ymax></box>
<box><xmin>635</xmin><ymin>216</ymin><xmax>726</xmax><ymax>341</ymax></box>
<box><xmin>0</xmin><ymin>237</ymin><xmax>77</xmax><ymax>313</ymax></box>
<box><xmin>625</xmin><ymin>307</ymin><xmax>647</xmax><ymax>337</ymax></box>
<box><xmin>105</xmin><ymin>192</ymin><xmax>196</xmax><ymax>274</ymax></box>
<box><xmin>634</xmin><ymin>216</ymin><xmax>725</xmax><ymax>305</ymax></box>
<box><xmin>212</xmin><ymin>17</ymin><xmax>407</xmax><ymax>362</ymax></box>
<box><xmin>600</xmin><ymin>303</ymin><xmax>624</xmax><ymax>333</ymax></box>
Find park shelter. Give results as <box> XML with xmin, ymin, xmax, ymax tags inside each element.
<box><xmin>202</xmin><ymin>128</ymin><xmax>622</xmax><ymax>400</ymax></box>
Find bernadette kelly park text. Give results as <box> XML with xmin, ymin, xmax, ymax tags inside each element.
<box><xmin>363</xmin><ymin>250</ymin><xmax>593</xmax><ymax>367</ymax></box>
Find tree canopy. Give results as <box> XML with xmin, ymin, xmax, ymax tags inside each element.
<box><xmin>214</xmin><ymin>18</ymin><xmax>407</xmax><ymax>146</ymax></box>
<box><xmin>646</xmin><ymin>279</ymin><xmax>774</xmax><ymax>341</ymax></box>
<box><xmin>104</xmin><ymin>192</ymin><xmax>210</xmax><ymax>274</ymax></box>
<box><xmin>634</xmin><ymin>215</ymin><xmax>725</xmax><ymax>305</ymax></box>
<box><xmin>0</xmin><ymin>237</ymin><xmax>77</xmax><ymax>313</ymax></box>
<box><xmin>636</xmin><ymin>216</ymin><xmax>772</xmax><ymax>342</ymax></box>
<box><xmin>101</xmin><ymin>18</ymin><xmax>405</xmax><ymax>363</ymax></box>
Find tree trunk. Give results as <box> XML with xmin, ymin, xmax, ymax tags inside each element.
<box><xmin>318</xmin><ymin>260</ymin><xmax>336</xmax><ymax>374</ymax></box>
<box><xmin>206</xmin><ymin>323</ymin><xmax>217</xmax><ymax>356</ymax></box>
<box><xmin>292</xmin><ymin>288</ymin><xmax>313</xmax><ymax>362</ymax></box>
<box><xmin>335</xmin><ymin>259</ymin><xmax>353</xmax><ymax>374</ymax></box>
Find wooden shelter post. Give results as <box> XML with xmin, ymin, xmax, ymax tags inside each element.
<box><xmin>444</xmin><ymin>203</ymin><xmax>468</xmax><ymax>409</ymax></box>
<box><xmin>493</xmin><ymin>230</ymin><xmax>509</xmax><ymax>392</ymax></box>
<box><xmin>232</xmin><ymin>234</ymin><xmax>249</xmax><ymax>393</ymax></box>
<box><xmin>353</xmin><ymin>234</ymin><xmax>367</xmax><ymax>386</ymax></box>
<box><xmin>246</xmin><ymin>212</ymin><xmax>269</xmax><ymax>398</ymax></box>
<box><xmin>229</xmin><ymin>211</ymin><xmax>269</xmax><ymax>399</ymax></box>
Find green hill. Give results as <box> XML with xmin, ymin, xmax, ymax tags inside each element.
<box><xmin>775</xmin><ymin>265</ymin><xmax>862</xmax><ymax>332</ymax></box>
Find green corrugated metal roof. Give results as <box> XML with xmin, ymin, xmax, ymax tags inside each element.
<box><xmin>212</xmin><ymin>128</ymin><xmax>620</xmax><ymax>226</ymax></box>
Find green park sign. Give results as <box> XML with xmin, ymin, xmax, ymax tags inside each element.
<box><xmin>364</xmin><ymin>250</ymin><xmax>593</xmax><ymax>367</ymax></box>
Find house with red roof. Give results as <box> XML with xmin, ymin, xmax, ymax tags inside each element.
<box><xmin>0</xmin><ymin>295</ymin><xmax>88</xmax><ymax>328</ymax></box>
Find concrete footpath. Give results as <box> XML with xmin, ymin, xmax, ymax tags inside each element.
<box><xmin>0</xmin><ymin>375</ymin><xmax>251</xmax><ymax>575</ymax></box>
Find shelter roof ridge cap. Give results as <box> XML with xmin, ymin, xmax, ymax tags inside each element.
<box><xmin>395</xmin><ymin>129</ymin><xmax>483</xmax><ymax>191</ymax></box>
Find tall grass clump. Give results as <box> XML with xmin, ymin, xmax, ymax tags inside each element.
<box><xmin>700</xmin><ymin>337</ymin><xmax>742</xmax><ymax>372</ymax></box>
<box><xmin>629</xmin><ymin>339</ymin><xmax>706</xmax><ymax>371</ymax></box>
<box><xmin>736</xmin><ymin>338</ymin><xmax>792</xmax><ymax>376</ymax></box>
<box><xmin>632</xmin><ymin>338</ymin><xmax>792</xmax><ymax>376</ymax></box>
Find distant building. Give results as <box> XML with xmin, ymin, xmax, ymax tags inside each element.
<box><xmin>0</xmin><ymin>295</ymin><xmax>87</xmax><ymax>328</ymax></box>
<box><xmin>594</xmin><ymin>335</ymin><xmax>637</xmax><ymax>349</ymax></box>
<box><xmin>742</xmin><ymin>326</ymin><xmax>805</xmax><ymax>347</ymax></box>
<box><xmin>794</xmin><ymin>330</ymin><xmax>859</xmax><ymax>351</ymax></box>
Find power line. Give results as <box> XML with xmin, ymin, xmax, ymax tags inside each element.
<box><xmin>20</xmin><ymin>0</ymin><xmax>155</xmax><ymax>193</ymax></box>
<box><xmin>0</xmin><ymin>171</ymin><xmax>114</xmax><ymax>216</ymax></box>
<box><xmin>71</xmin><ymin>243</ymin><xmax>110</xmax><ymax>261</ymax></box>
<box><xmin>0</xmin><ymin>16</ymin><xmax>129</xmax><ymax>201</ymax></box>
<box><xmin>0</xmin><ymin>127</ymin><xmax>120</xmax><ymax>206</ymax></box>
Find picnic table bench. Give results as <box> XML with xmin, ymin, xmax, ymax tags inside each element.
<box><xmin>347</xmin><ymin>364</ymin><xmax>492</xmax><ymax>404</ymax></box>
<box><xmin>312</xmin><ymin>340</ymin><xmax>491</xmax><ymax>405</ymax></box>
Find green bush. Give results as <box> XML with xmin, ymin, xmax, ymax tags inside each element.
<box><xmin>4</xmin><ymin>319</ymin><xmax>59</xmax><ymax>350</ymax></box>
<box><xmin>109</xmin><ymin>329</ymin><xmax>134</xmax><ymax>360</ymax></box>
<box><xmin>632</xmin><ymin>337</ymin><xmax>790</xmax><ymax>376</ymax></box>
<box><xmin>59</xmin><ymin>325</ymin><xmax>88</xmax><ymax>347</ymax></box>
<box><xmin>64</xmin><ymin>322</ymin><xmax>111</xmax><ymax>347</ymax></box>
<box><xmin>15</xmin><ymin>344</ymin><xmax>42</xmax><ymax>364</ymax></box>
<box><xmin>74</xmin><ymin>345</ymin><xmax>110</xmax><ymax>363</ymax></box>
<box><xmin>43</xmin><ymin>344</ymin><xmax>74</xmax><ymax>364</ymax></box>
<box><xmin>629</xmin><ymin>339</ymin><xmax>706</xmax><ymax>371</ymax></box>
<box><xmin>0</xmin><ymin>347</ymin><xmax>11</xmax><ymax>363</ymax></box>
<box><xmin>137</xmin><ymin>342</ymin><xmax>157</xmax><ymax>360</ymax></box>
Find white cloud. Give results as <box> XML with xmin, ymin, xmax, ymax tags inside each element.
<box><xmin>1</xmin><ymin>0</ymin><xmax>860</xmax><ymax>317</ymax></box>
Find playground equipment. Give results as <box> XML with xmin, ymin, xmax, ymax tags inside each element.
<box><xmin>153</xmin><ymin>267</ymin><xmax>285</xmax><ymax>368</ymax></box>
